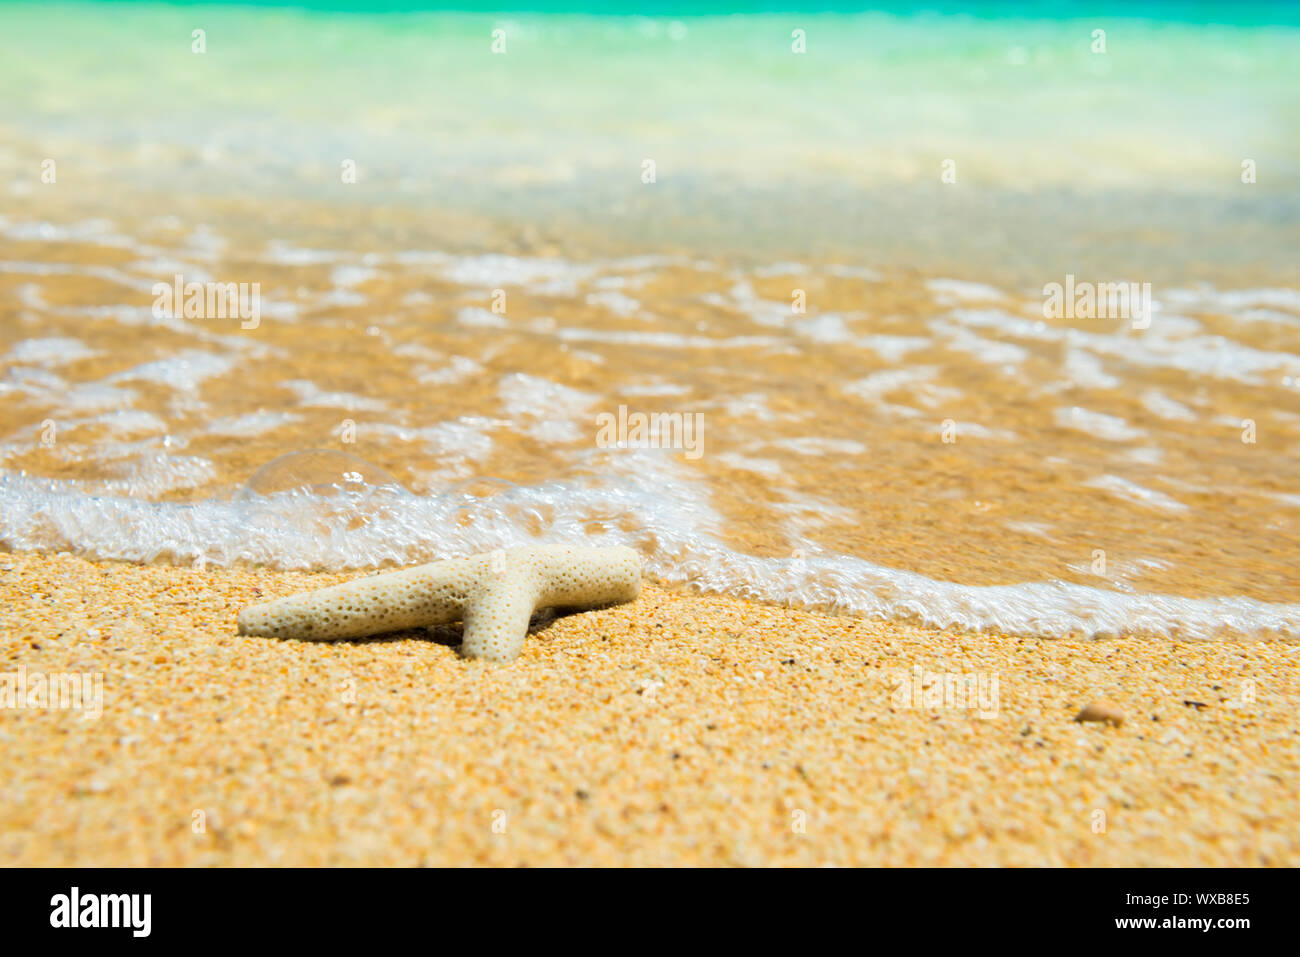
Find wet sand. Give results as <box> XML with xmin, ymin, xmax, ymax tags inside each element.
<box><xmin>4</xmin><ymin>188</ymin><xmax>1300</xmax><ymax>607</ymax></box>
<box><xmin>2</xmin><ymin>551</ymin><xmax>1295</xmax><ymax>866</ymax></box>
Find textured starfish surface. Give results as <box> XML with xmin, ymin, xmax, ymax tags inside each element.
<box><xmin>236</xmin><ymin>545</ymin><xmax>642</xmax><ymax>662</ymax></box>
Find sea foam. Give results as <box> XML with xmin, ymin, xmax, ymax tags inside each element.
<box><xmin>1</xmin><ymin>451</ymin><xmax>1296</xmax><ymax>642</ymax></box>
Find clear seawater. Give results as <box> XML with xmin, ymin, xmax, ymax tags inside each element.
<box><xmin>1</xmin><ymin>1</ymin><xmax>1298</xmax><ymax>639</ymax></box>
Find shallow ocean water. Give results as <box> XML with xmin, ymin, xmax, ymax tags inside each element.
<box><xmin>1</xmin><ymin>2</ymin><xmax>1298</xmax><ymax>638</ymax></box>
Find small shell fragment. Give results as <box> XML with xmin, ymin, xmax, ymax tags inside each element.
<box><xmin>1074</xmin><ymin>699</ymin><xmax>1124</xmax><ymax>726</ymax></box>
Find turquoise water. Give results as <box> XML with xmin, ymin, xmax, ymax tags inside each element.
<box><xmin>52</xmin><ymin>1</ymin><xmax>1300</xmax><ymax>23</ymax></box>
<box><xmin>2</xmin><ymin>2</ymin><xmax>1297</xmax><ymax>275</ymax></box>
<box><xmin>6</xmin><ymin>3</ymin><xmax>1295</xmax><ymax>182</ymax></box>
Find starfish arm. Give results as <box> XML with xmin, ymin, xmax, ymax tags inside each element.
<box><xmin>531</xmin><ymin>545</ymin><xmax>642</xmax><ymax>609</ymax></box>
<box><xmin>460</xmin><ymin>569</ymin><xmax>541</xmax><ymax>662</ymax></box>
<box><xmin>237</xmin><ymin>559</ymin><xmax>473</xmax><ymax>640</ymax></box>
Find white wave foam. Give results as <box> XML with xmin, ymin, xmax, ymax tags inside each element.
<box><xmin>263</xmin><ymin>241</ymin><xmax>340</xmax><ymax>265</ymax></box>
<box><xmin>1062</xmin><ymin>348</ymin><xmax>1119</xmax><ymax>390</ymax></box>
<box><xmin>456</xmin><ymin>306</ymin><xmax>507</xmax><ymax>328</ymax></box>
<box><xmin>498</xmin><ymin>373</ymin><xmax>596</xmax><ymax>443</ymax></box>
<box><xmin>555</xmin><ymin>326</ymin><xmax>783</xmax><ymax>350</ymax></box>
<box><xmin>1085</xmin><ymin>474</ymin><xmax>1188</xmax><ymax>512</ymax></box>
<box><xmin>0</xmin><ymin>454</ymin><xmax>1293</xmax><ymax>641</ymax></box>
<box><xmin>109</xmin><ymin>350</ymin><xmax>236</xmax><ymax>392</ymax></box>
<box><xmin>5</xmin><ymin>219</ymin><xmax>135</xmax><ymax>248</ymax></box>
<box><xmin>282</xmin><ymin>380</ymin><xmax>388</xmax><ymax>412</ymax></box>
<box><xmin>927</xmin><ymin>279</ymin><xmax>1004</xmax><ymax>302</ymax></box>
<box><xmin>3</xmin><ymin>337</ymin><xmax>98</xmax><ymax>367</ymax></box>
<box><xmin>1140</xmin><ymin>389</ymin><xmax>1198</xmax><ymax>422</ymax></box>
<box><xmin>795</xmin><ymin>314</ymin><xmax>854</xmax><ymax>344</ymax></box>
<box><xmin>1055</xmin><ymin>406</ymin><xmax>1145</xmax><ymax>442</ymax></box>
<box><xmin>208</xmin><ymin>411</ymin><xmax>303</xmax><ymax>437</ymax></box>
<box><xmin>431</xmin><ymin>253</ymin><xmax>597</xmax><ymax>293</ymax></box>
<box><xmin>368</xmin><ymin>418</ymin><xmax>497</xmax><ymax>464</ymax></box>
<box><xmin>414</xmin><ymin>355</ymin><xmax>483</xmax><ymax>386</ymax></box>
<box><xmin>932</xmin><ymin>320</ymin><xmax>1030</xmax><ymax>369</ymax></box>
<box><xmin>586</xmin><ymin>290</ymin><xmax>641</xmax><ymax>318</ymax></box>
<box><xmin>949</xmin><ymin>422</ymin><xmax>1018</xmax><ymax>441</ymax></box>
<box><xmin>767</xmin><ymin>437</ymin><xmax>866</xmax><ymax>456</ymax></box>
<box><xmin>858</xmin><ymin>335</ymin><xmax>930</xmax><ymax>362</ymax></box>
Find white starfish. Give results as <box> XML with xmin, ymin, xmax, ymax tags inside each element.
<box><xmin>237</xmin><ymin>545</ymin><xmax>641</xmax><ymax>662</ymax></box>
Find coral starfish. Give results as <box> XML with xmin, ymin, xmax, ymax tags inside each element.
<box><xmin>237</xmin><ymin>545</ymin><xmax>641</xmax><ymax>662</ymax></box>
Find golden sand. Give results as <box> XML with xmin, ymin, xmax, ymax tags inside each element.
<box><xmin>1</xmin><ymin>551</ymin><xmax>1295</xmax><ymax>866</ymax></box>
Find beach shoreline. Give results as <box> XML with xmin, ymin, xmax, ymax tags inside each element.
<box><xmin>2</xmin><ymin>0</ymin><xmax>1298</xmax><ymax>870</ymax></box>
<box><xmin>2</xmin><ymin>550</ymin><xmax>1295</xmax><ymax>867</ymax></box>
